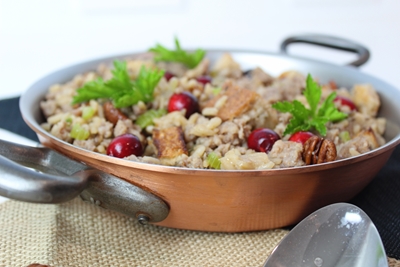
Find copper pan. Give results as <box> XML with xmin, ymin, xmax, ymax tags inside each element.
<box><xmin>2</xmin><ymin>35</ymin><xmax>400</xmax><ymax>232</ymax></box>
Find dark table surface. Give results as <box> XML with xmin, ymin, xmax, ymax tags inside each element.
<box><xmin>1</xmin><ymin>96</ymin><xmax>400</xmax><ymax>259</ymax></box>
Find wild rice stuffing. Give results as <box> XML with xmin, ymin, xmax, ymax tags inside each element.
<box><xmin>40</xmin><ymin>53</ymin><xmax>386</xmax><ymax>170</ymax></box>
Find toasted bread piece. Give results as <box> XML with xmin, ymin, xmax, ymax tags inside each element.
<box><xmin>352</xmin><ymin>84</ymin><xmax>380</xmax><ymax>117</ymax></box>
<box><xmin>203</xmin><ymin>82</ymin><xmax>258</xmax><ymax>121</ymax></box>
<box><xmin>337</xmin><ymin>128</ymin><xmax>380</xmax><ymax>159</ymax></box>
<box><xmin>153</xmin><ymin>126</ymin><xmax>188</xmax><ymax>159</ymax></box>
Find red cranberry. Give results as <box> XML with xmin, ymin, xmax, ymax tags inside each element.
<box><xmin>107</xmin><ymin>133</ymin><xmax>143</xmax><ymax>158</ymax></box>
<box><xmin>334</xmin><ymin>95</ymin><xmax>357</xmax><ymax>111</ymax></box>
<box><xmin>164</xmin><ymin>71</ymin><xmax>175</xmax><ymax>81</ymax></box>
<box><xmin>168</xmin><ymin>92</ymin><xmax>200</xmax><ymax>118</ymax></box>
<box><xmin>289</xmin><ymin>131</ymin><xmax>314</xmax><ymax>144</ymax></box>
<box><xmin>247</xmin><ymin>128</ymin><xmax>280</xmax><ymax>153</ymax></box>
<box><xmin>195</xmin><ymin>75</ymin><xmax>212</xmax><ymax>85</ymax></box>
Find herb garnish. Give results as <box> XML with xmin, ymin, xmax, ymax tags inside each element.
<box><xmin>72</xmin><ymin>60</ymin><xmax>164</xmax><ymax>108</ymax></box>
<box><xmin>272</xmin><ymin>74</ymin><xmax>347</xmax><ymax>136</ymax></box>
<box><xmin>149</xmin><ymin>37</ymin><xmax>205</xmax><ymax>69</ymax></box>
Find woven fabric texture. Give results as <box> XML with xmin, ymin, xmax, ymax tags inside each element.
<box><xmin>0</xmin><ymin>198</ymin><xmax>399</xmax><ymax>267</ymax></box>
<box><xmin>0</xmin><ymin>198</ymin><xmax>286</xmax><ymax>267</ymax></box>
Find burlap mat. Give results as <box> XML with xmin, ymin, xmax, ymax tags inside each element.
<box><xmin>0</xmin><ymin>198</ymin><xmax>399</xmax><ymax>267</ymax></box>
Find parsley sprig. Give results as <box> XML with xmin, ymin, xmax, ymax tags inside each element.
<box><xmin>272</xmin><ymin>74</ymin><xmax>347</xmax><ymax>136</ymax></box>
<box><xmin>149</xmin><ymin>37</ymin><xmax>205</xmax><ymax>69</ymax></box>
<box><xmin>72</xmin><ymin>60</ymin><xmax>164</xmax><ymax>108</ymax></box>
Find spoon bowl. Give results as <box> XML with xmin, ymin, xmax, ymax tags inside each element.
<box><xmin>263</xmin><ymin>203</ymin><xmax>388</xmax><ymax>267</ymax></box>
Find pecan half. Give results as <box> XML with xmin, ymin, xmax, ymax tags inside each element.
<box><xmin>103</xmin><ymin>102</ymin><xmax>128</xmax><ymax>125</ymax></box>
<box><xmin>303</xmin><ymin>136</ymin><xmax>337</xmax><ymax>165</ymax></box>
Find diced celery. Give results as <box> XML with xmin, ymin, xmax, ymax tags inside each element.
<box><xmin>136</xmin><ymin>109</ymin><xmax>167</xmax><ymax>128</ymax></box>
<box><xmin>212</xmin><ymin>87</ymin><xmax>222</xmax><ymax>95</ymax></box>
<box><xmin>339</xmin><ymin>131</ymin><xmax>351</xmax><ymax>142</ymax></box>
<box><xmin>82</xmin><ymin>106</ymin><xmax>95</xmax><ymax>120</ymax></box>
<box><xmin>65</xmin><ymin>117</ymin><xmax>73</xmax><ymax>125</ymax></box>
<box><xmin>207</xmin><ymin>152</ymin><xmax>221</xmax><ymax>169</ymax></box>
<box><xmin>70</xmin><ymin>124</ymin><xmax>90</xmax><ymax>140</ymax></box>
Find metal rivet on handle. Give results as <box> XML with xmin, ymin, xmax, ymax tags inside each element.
<box><xmin>137</xmin><ymin>214</ymin><xmax>150</xmax><ymax>225</ymax></box>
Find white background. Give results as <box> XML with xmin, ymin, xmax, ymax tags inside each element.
<box><xmin>0</xmin><ymin>0</ymin><xmax>400</xmax><ymax>100</ymax></box>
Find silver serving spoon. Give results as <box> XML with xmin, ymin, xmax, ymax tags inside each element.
<box><xmin>263</xmin><ymin>203</ymin><xmax>388</xmax><ymax>267</ymax></box>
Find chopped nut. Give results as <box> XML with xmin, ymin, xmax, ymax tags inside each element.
<box><xmin>303</xmin><ymin>136</ymin><xmax>337</xmax><ymax>165</ymax></box>
<box><xmin>103</xmin><ymin>102</ymin><xmax>128</xmax><ymax>125</ymax></box>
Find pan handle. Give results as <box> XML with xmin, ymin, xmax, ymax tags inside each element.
<box><xmin>0</xmin><ymin>139</ymin><xmax>89</xmax><ymax>203</ymax></box>
<box><xmin>280</xmin><ymin>34</ymin><xmax>370</xmax><ymax>67</ymax></box>
<box><xmin>0</xmin><ymin>139</ymin><xmax>169</xmax><ymax>224</ymax></box>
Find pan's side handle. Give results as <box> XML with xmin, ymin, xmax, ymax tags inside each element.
<box><xmin>0</xmin><ymin>139</ymin><xmax>169</xmax><ymax>224</ymax></box>
<box><xmin>76</xmin><ymin>169</ymin><xmax>169</xmax><ymax>224</ymax></box>
<box><xmin>280</xmin><ymin>34</ymin><xmax>370</xmax><ymax>67</ymax></box>
<box><xmin>0</xmin><ymin>140</ymin><xmax>89</xmax><ymax>203</ymax></box>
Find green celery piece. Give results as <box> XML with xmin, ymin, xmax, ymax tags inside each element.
<box><xmin>212</xmin><ymin>87</ymin><xmax>222</xmax><ymax>95</ymax></box>
<box><xmin>65</xmin><ymin>117</ymin><xmax>73</xmax><ymax>125</ymax></box>
<box><xmin>136</xmin><ymin>109</ymin><xmax>167</xmax><ymax>129</ymax></box>
<box><xmin>149</xmin><ymin>37</ymin><xmax>205</xmax><ymax>69</ymax></box>
<box><xmin>339</xmin><ymin>131</ymin><xmax>351</xmax><ymax>142</ymax></box>
<box><xmin>70</xmin><ymin>124</ymin><xmax>90</xmax><ymax>140</ymax></box>
<box><xmin>82</xmin><ymin>106</ymin><xmax>95</xmax><ymax>120</ymax></box>
<box><xmin>207</xmin><ymin>152</ymin><xmax>221</xmax><ymax>169</ymax></box>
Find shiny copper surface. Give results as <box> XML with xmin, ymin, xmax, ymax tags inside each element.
<box><xmin>35</xmin><ymin>132</ymin><xmax>396</xmax><ymax>232</ymax></box>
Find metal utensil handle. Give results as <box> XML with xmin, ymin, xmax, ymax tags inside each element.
<box><xmin>280</xmin><ymin>34</ymin><xmax>370</xmax><ymax>67</ymax></box>
<box><xmin>0</xmin><ymin>139</ymin><xmax>169</xmax><ymax>223</ymax></box>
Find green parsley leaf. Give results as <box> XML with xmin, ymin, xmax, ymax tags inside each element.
<box><xmin>149</xmin><ymin>37</ymin><xmax>205</xmax><ymax>69</ymax></box>
<box><xmin>272</xmin><ymin>74</ymin><xmax>348</xmax><ymax>136</ymax></box>
<box><xmin>72</xmin><ymin>78</ymin><xmax>114</xmax><ymax>104</ymax></box>
<box><xmin>304</xmin><ymin>75</ymin><xmax>321</xmax><ymax>116</ymax></box>
<box><xmin>72</xmin><ymin>61</ymin><xmax>164</xmax><ymax>108</ymax></box>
